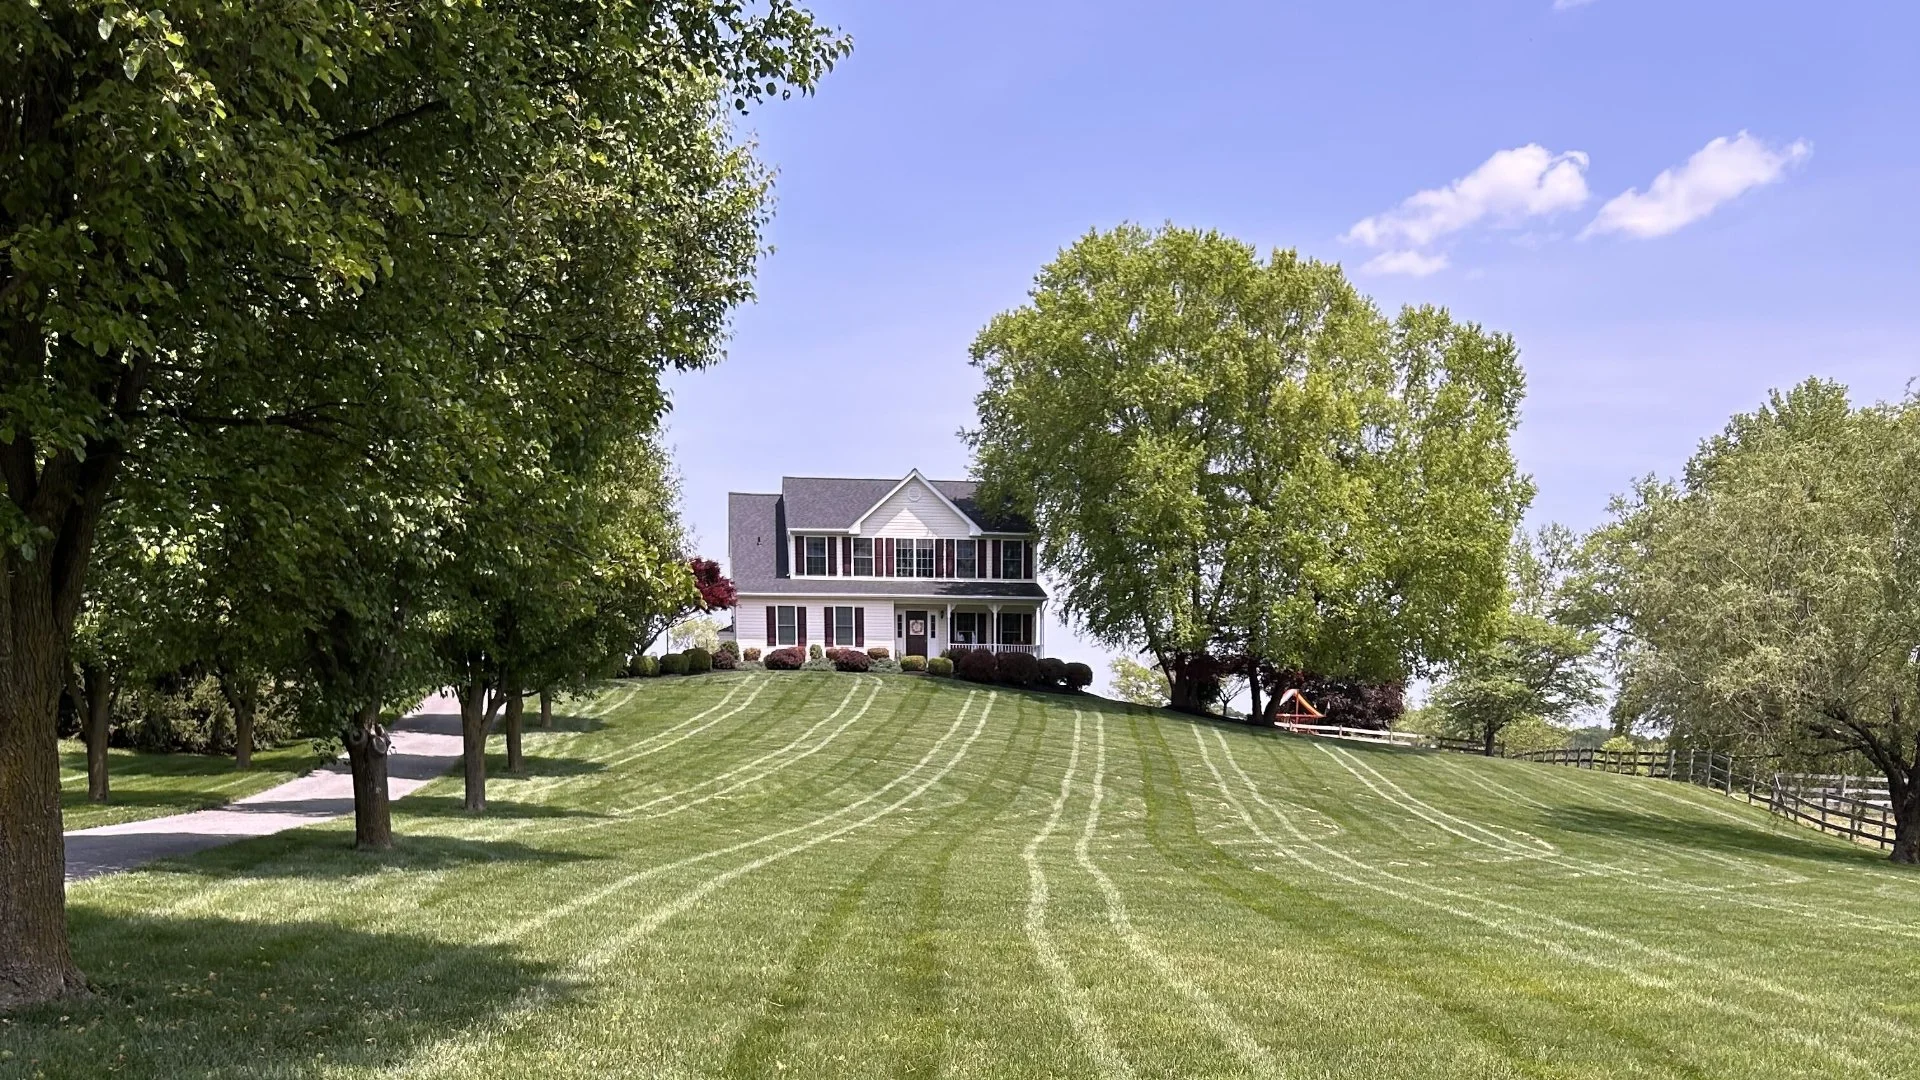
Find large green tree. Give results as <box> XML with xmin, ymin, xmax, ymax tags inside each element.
<box><xmin>968</xmin><ymin>225</ymin><xmax>1529</xmax><ymax>713</ymax></box>
<box><xmin>1</xmin><ymin>0</ymin><xmax>843</xmax><ymax>1009</ymax></box>
<box><xmin>1590</xmin><ymin>381</ymin><xmax>1920</xmax><ymax>861</ymax></box>
<box><xmin>1431</xmin><ymin>529</ymin><xmax>1602</xmax><ymax>755</ymax></box>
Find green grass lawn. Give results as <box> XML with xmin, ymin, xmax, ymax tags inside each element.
<box><xmin>10</xmin><ymin>673</ymin><xmax>1918</xmax><ymax>1078</ymax></box>
<box><xmin>59</xmin><ymin>741</ymin><xmax>323</xmax><ymax>831</ymax></box>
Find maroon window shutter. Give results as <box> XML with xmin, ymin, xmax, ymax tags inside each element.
<box><xmin>843</xmin><ymin>536</ymin><xmax>854</xmax><ymax>575</ymax></box>
<box><xmin>828</xmin><ymin>537</ymin><xmax>838</xmax><ymax>576</ymax></box>
<box><xmin>766</xmin><ymin>606</ymin><xmax>776</xmax><ymax>646</ymax></box>
<box><xmin>794</xmin><ymin>535</ymin><xmax>806</xmax><ymax>576</ymax></box>
<box><xmin>988</xmin><ymin>539</ymin><xmax>1000</xmax><ymax>578</ymax></box>
<box><xmin>1023</xmin><ymin>540</ymin><xmax>1034</xmax><ymax>579</ymax></box>
<box><xmin>945</xmin><ymin>539</ymin><xmax>955</xmax><ymax>577</ymax></box>
<box><xmin>824</xmin><ymin>606</ymin><xmax>834</xmax><ymax>646</ymax></box>
<box><xmin>798</xmin><ymin>606</ymin><xmax>807</xmax><ymax>646</ymax></box>
<box><xmin>854</xmin><ymin>607</ymin><xmax>865</xmax><ymax>647</ymax></box>
<box><xmin>884</xmin><ymin>538</ymin><xmax>894</xmax><ymax>577</ymax></box>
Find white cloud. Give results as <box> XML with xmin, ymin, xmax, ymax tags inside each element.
<box><xmin>1345</xmin><ymin>145</ymin><xmax>1592</xmax><ymax>251</ymax></box>
<box><xmin>1360</xmin><ymin>250</ymin><xmax>1450</xmax><ymax>277</ymax></box>
<box><xmin>1585</xmin><ymin>131</ymin><xmax>1811</xmax><ymax>239</ymax></box>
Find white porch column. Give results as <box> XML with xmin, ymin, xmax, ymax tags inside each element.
<box><xmin>1036</xmin><ymin>600</ymin><xmax>1046</xmax><ymax>655</ymax></box>
<box><xmin>943</xmin><ymin>603</ymin><xmax>952</xmax><ymax>650</ymax></box>
<box><xmin>989</xmin><ymin>604</ymin><xmax>1001</xmax><ymax>650</ymax></box>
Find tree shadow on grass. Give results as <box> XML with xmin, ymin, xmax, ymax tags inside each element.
<box><xmin>1536</xmin><ymin>804</ymin><xmax>1903</xmax><ymax>870</ymax></box>
<box><xmin>480</xmin><ymin>755</ymin><xmax>610</xmax><ymax>780</ymax></box>
<box><xmin>1</xmin><ymin>911</ymin><xmax>569</xmax><ymax>1079</ymax></box>
<box><xmin>135</xmin><ymin>830</ymin><xmax>603</xmax><ymax>884</ymax></box>
<box><xmin>401</xmin><ymin>794</ymin><xmax>608</xmax><ymax>821</ymax></box>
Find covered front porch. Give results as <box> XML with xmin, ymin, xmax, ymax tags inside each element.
<box><xmin>942</xmin><ymin>602</ymin><xmax>1043</xmax><ymax>655</ymax></box>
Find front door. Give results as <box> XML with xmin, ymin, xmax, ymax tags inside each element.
<box><xmin>905</xmin><ymin>610</ymin><xmax>929</xmax><ymax>659</ymax></box>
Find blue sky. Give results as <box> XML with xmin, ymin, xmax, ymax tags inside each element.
<box><xmin>667</xmin><ymin>0</ymin><xmax>1919</xmax><ymax>684</ymax></box>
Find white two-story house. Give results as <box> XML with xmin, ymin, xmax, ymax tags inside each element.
<box><xmin>725</xmin><ymin>470</ymin><xmax>1047</xmax><ymax>660</ymax></box>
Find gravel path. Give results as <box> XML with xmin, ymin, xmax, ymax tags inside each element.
<box><xmin>64</xmin><ymin>700</ymin><xmax>465</xmax><ymax>882</ymax></box>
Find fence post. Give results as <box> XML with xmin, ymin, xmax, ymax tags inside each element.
<box><xmin>1688</xmin><ymin>748</ymin><xmax>1697</xmax><ymax>785</ymax></box>
<box><xmin>1724</xmin><ymin>756</ymin><xmax>1734</xmax><ymax>796</ymax></box>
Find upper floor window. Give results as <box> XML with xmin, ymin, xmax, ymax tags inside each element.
<box><xmin>853</xmin><ymin>538</ymin><xmax>874</xmax><ymax>576</ymax></box>
<box><xmin>956</xmin><ymin>539</ymin><xmax>976</xmax><ymax>578</ymax></box>
<box><xmin>1001</xmin><ymin>539</ymin><xmax>1026</xmax><ymax>579</ymax></box>
<box><xmin>893</xmin><ymin>539</ymin><xmax>914</xmax><ymax>577</ymax></box>
<box><xmin>915</xmin><ymin>539</ymin><xmax>935</xmax><ymax>577</ymax></box>
<box><xmin>804</xmin><ymin>536</ymin><xmax>828</xmax><ymax>576</ymax></box>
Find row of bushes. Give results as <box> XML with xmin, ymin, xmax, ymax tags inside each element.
<box><xmin>934</xmin><ymin>648</ymin><xmax>1091</xmax><ymax>691</ymax></box>
<box><xmin>56</xmin><ymin>674</ymin><xmax>304</xmax><ymax>755</ymax></box>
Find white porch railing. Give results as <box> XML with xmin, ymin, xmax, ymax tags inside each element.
<box><xmin>953</xmin><ymin>642</ymin><xmax>1036</xmax><ymax>655</ymax></box>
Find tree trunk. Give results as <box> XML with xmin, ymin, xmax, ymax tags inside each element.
<box><xmin>458</xmin><ymin>680</ymin><xmax>497</xmax><ymax>814</ymax></box>
<box><xmin>343</xmin><ymin>704</ymin><xmax>392</xmax><ymax>852</ymax></box>
<box><xmin>83</xmin><ymin>663</ymin><xmax>111</xmax><ymax>803</ymax></box>
<box><xmin>0</xmin><ymin>583</ymin><xmax>90</xmax><ymax>1010</ymax></box>
<box><xmin>219</xmin><ymin>674</ymin><xmax>258</xmax><ymax>771</ymax></box>
<box><xmin>1482</xmin><ymin>723</ymin><xmax>1499</xmax><ymax>757</ymax></box>
<box><xmin>1246</xmin><ymin>657</ymin><xmax>1262</xmax><ymax>728</ymax></box>
<box><xmin>539</xmin><ymin>688</ymin><xmax>553</xmax><ymax>729</ymax></box>
<box><xmin>505</xmin><ymin>691</ymin><xmax>525</xmax><ymax>776</ymax></box>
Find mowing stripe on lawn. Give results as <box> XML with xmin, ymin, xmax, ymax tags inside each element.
<box><xmin>1205</xmin><ymin>729</ymin><xmax>1890</xmax><ymax>1071</ymax></box>
<box><xmin>1072</xmin><ymin>709</ymin><xmax>1284</xmax><ymax>1075</ymax></box>
<box><xmin>1022</xmin><ymin>707</ymin><xmax>1136</xmax><ymax>1080</ymax></box>
<box><xmin>1330</xmin><ymin>741</ymin><xmax>1920</xmax><ymax>941</ymax></box>
<box><xmin>448</xmin><ymin>690</ymin><xmax>985</xmax><ymax>966</ymax></box>
<box><xmin>398</xmin><ymin>690</ymin><xmax>999</xmax><ymax>1078</ymax></box>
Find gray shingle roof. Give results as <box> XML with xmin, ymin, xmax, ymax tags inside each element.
<box><xmin>727</xmin><ymin>475</ymin><xmax>1038</xmax><ymax>593</ymax></box>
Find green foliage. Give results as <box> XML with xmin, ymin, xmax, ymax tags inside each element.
<box><xmin>927</xmin><ymin>657</ymin><xmax>955</xmax><ymax>677</ymax></box>
<box><xmin>1497</xmin><ymin>716</ymin><xmax>1574</xmax><ymax>756</ymax></box>
<box><xmin>660</xmin><ymin>653</ymin><xmax>690</xmax><ymax>677</ymax></box>
<box><xmin>1109</xmin><ymin>657</ymin><xmax>1171</xmax><ymax>707</ymax></box>
<box><xmin>684</xmin><ymin>648</ymin><xmax>714</xmax><ymax>675</ymax></box>
<box><xmin>808</xmin><ymin>643</ymin><xmax>825</xmax><ymax>661</ymax></box>
<box><xmin>636</xmin><ymin>656</ymin><xmax>660</xmax><ymax>679</ymax></box>
<box><xmin>968</xmin><ymin>225</ymin><xmax>1528</xmax><ymax>706</ymax></box>
<box><xmin>1431</xmin><ymin>530</ymin><xmax>1602</xmax><ymax>753</ymax></box>
<box><xmin>1585</xmin><ymin>380</ymin><xmax>1920</xmax><ymax>857</ymax></box>
<box><xmin>901</xmin><ymin>655</ymin><xmax>926</xmax><ymax>673</ymax></box>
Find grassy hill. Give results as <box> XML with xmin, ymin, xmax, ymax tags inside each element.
<box><xmin>15</xmin><ymin>673</ymin><xmax>1918</xmax><ymax>1078</ymax></box>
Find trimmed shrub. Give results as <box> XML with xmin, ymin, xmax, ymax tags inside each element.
<box><xmin>764</xmin><ymin>646</ymin><xmax>805</xmax><ymax>670</ymax></box>
<box><xmin>828</xmin><ymin>648</ymin><xmax>871</xmax><ymax>672</ymax></box>
<box><xmin>995</xmin><ymin>650</ymin><xmax>1040</xmax><ymax>686</ymax></box>
<box><xmin>1064</xmin><ymin>662</ymin><xmax>1094</xmax><ymax>691</ymax></box>
<box><xmin>636</xmin><ymin>655</ymin><xmax>659</xmax><ymax>678</ymax></box>
<box><xmin>866</xmin><ymin>646</ymin><xmax>891</xmax><ymax>661</ymax></box>
<box><xmin>901</xmin><ymin>654</ymin><xmax>927</xmax><ymax>672</ymax></box>
<box><xmin>743</xmin><ymin>647</ymin><xmax>762</xmax><ymax>662</ymax></box>
<box><xmin>808</xmin><ymin>643</ymin><xmax>825</xmax><ymax>660</ymax></box>
<box><xmin>660</xmin><ymin>652</ymin><xmax>689</xmax><ymax>676</ymax></box>
<box><xmin>1037</xmin><ymin>657</ymin><xmax>1067</xmax><ymax>689</ymax></box>
<box><xmin>940</xmin><ymin>646</ymin><xmax>971</xmax><ymax>662</ymax></box>
<box><xmin>685</xmin><ymin>647</ymin><xmax>713</xmax><ymax>675</ymax></box>
<box><xmin>956</xmin><ymin>648</ymin><xmax>998</xmax><ymax>684</ymax></box>
<box><xmin>927</xmin><ymin>656</ymin><xmax>955</xmax><ymax>677</ymax></box>
<box><xmin>711</xmin><ymin>648</ymin><xmax>737</xmax><ymax>671</ymax></box>
<box><xmin>716</xmin><ymin>640</ymin><xmax>739</xmax><ymax>660</ymax></box>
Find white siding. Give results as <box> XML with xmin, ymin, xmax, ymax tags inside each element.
<box><xmin>733</xmin><ymin>595</ymin><xmax>894</xmax><ymax>652</ymax></box>
<box><xmin>859</xmin><ymin>477</ymin><xmax>972</xmax><ymax>539</ymax></box>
